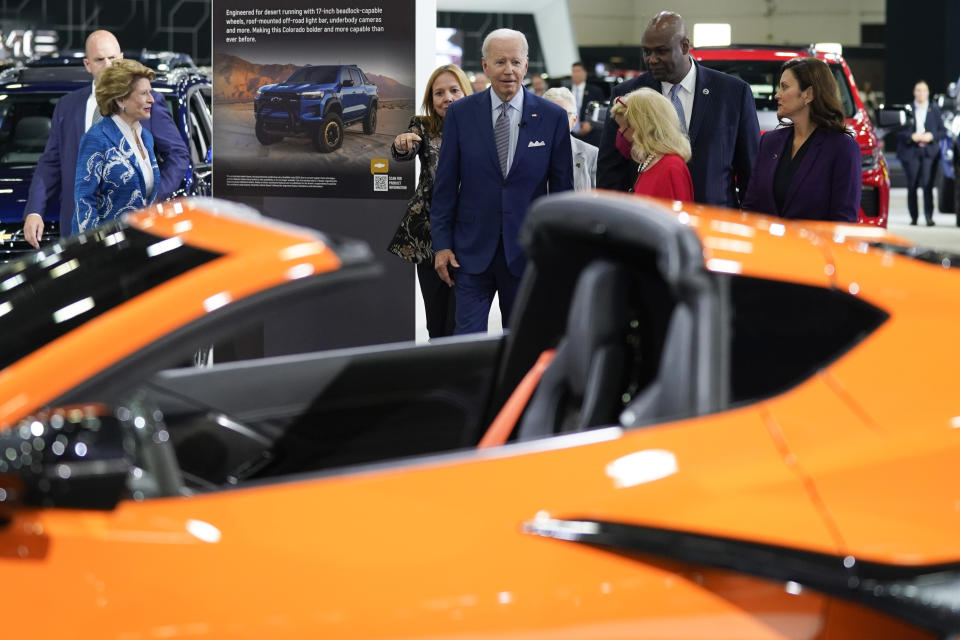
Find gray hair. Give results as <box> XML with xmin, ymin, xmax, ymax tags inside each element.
<box><xmin>481</xmin><ymin>28</ymin><xmax>529</xmax><ymax>60</ymax></box>
<box><xmin>542</xmin><ymin>87</ymin><xmax>576</xmax><ymax>113</ymax></box>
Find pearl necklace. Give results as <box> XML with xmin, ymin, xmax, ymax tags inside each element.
<box><xmin>638</xmin><ymin>154</ymin><xmax>657</xmax><ymax>174</ymax></box>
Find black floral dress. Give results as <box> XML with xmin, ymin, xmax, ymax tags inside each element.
<box><xmin>388</xmin><ymin>116</ymin><xmax>441</xmax><ymax>264</ymax></box>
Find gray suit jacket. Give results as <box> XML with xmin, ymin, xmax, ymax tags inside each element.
<box><xmin>571</xmin><ymin>135</ymin><xmax>598</xmax><ymax>191</ymax></box>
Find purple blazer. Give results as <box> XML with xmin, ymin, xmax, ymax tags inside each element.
<box><xmin>741</xmin><ymin>126</ymin><xmax>860</xmax><ymax>222</ymax></box>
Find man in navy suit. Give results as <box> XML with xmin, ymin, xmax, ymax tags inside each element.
<box><xmin>22</xmin><ymin>30</ymin><xmax>188</xmax><ymax>247</ymax></box>
<box><xmin>431</xmin><ymin>28</ymin><xmax>573</xmax><ymax>335</ymax></box>
<box><xmin>597</xmin><ymin>11</ymin><xmax>759</xmax><ymax>207</ymax></box>
<box><xmin>569</xmin><ymin>61</ymin><xmax>604</xmax><ymax>147</ymax></box>
<box><xmin>897</xmin><ymin>80</ymin><xmax>946</xmax><ymax>226</ymax></box>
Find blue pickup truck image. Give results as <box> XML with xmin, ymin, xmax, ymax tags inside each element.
<box><xmin>254</xmin><ymin>64</ymin><xmax>378</xmax><ymax>153</ymax></box>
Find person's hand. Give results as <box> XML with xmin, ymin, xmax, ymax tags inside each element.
<box><xmin>579</xmin><ymin>121</ymin><xmax>593</xmax><ymax>135</ymax></box>
<box><xmin>23</xmin><ymin>214</ymin><xmax>43</xmax><ymax>249</ymax></box>
<box><xmin>922</xmin><ymin>131</ymin><xmax>934</xmax><ymax>143</ymax></box>
<box><xmin>434</xmin><ymin>249</ymin><xmax>459</xmax><ymax>287</ymax></box>
<box><xmin>911</xmin><ymin>132</ymin><xmax>922</xmax><ymax>143</ymax></box>
<box><xmin>394</xmin><ymin>133</ymin><xmax>422</xmax><ymax>153</ymax></box>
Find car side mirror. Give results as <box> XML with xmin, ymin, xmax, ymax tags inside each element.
<box><xmin>341</xmin><ymin>79</ymin><xmax>354</xmax><ymax>87</ymax></box>
<box><xmin>877</xmin><ymin>105</ymin><xmax>907</xmax><ymax>128</ymax></box>
<box><xmin>0</xmin><ymin>405</ymin><xmax>134</xmax><ymax>519</ymax></box>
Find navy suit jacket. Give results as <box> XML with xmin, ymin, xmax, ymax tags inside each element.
<box><xmin>431</xmin><ymin>88</ymin><xmax>574</xmax><ymax>277</ymax></box>
<box><xmin>24</xmin><ymin>84</ymin><xmax>188</xmax><ymax>234</ymax></box>
<box><xmin>597</xmin><ymin>62</ymin><xmax>760</xmax><ymax>207</ymax></box>
<box><xmin>741</xmin><ymin>126</ymin><xmax>861</xmax><ymax>222</ymax></box>
<box><xmin>897</xmin><ymin>103</ymin><xmax>945</xmax><ymax>161</ymax></box>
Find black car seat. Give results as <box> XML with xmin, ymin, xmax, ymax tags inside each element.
<box><xmin>515</xmin><ymin>260</ymin><xmax>631</xmax><ymax>440</ymax></box>
<box><xmin>2</xmin><ymin>116</ymin><xmax>51</xmax><ymax>164</ymax></box>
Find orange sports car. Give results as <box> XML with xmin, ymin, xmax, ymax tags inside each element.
<box><xmin>0</xmin><ymin>194</ymin><xmax>958</xmax><ymax>639</ymax></box>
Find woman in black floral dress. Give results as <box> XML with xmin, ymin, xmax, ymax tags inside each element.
<box><xmin>388</xmin><ymin>64</ymin><xmax>472</xmax><ymax>339</ymax></box>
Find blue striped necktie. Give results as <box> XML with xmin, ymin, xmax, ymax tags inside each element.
<box><xmin>669</xmin><ymin>83</ymin><xmax>687</xmax><ymax>135</ymax></box>
<box><xmin>494</xmin><ymin>103</ymin><xmax>510</xmax><ymax>175</ymax></box>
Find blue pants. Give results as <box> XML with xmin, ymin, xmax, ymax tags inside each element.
<box><xmin>453</xmin><ymin>240</ymin><xmax>521</xmax><ymax>335</ymax></box>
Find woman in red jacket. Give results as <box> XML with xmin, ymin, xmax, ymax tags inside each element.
<box><xmin>609</xmin><ymin>88</ymin><xmax>693</xmax><ymax>200</ymax></box>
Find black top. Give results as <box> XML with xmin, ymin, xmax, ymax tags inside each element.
<box><xmin>773</xmin><ymin>127</ymin><xmax>817</xmax><ymax>214</ymax></box>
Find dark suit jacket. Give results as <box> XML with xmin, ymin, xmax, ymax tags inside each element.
<box><xmin>741</xmin><ymin>126</ymin><xmax>861</xmax><ymax>222</ymax></box>
<box><xmin>571</xmin><ymin>81</ymin><xmax>604</xmax><ymax>146</ymax></box>
<box><xmin>24</xmin><ymin>84</ymin><xmax>189</xmax><ymax>234</ymax></box>
<box><xmin>431</xmin><ymin>88</ymin><xmax>573</xmax><ymax>277</ymax></box>
<box><xmin>897</xmin><ymin>103</ymin><xmax>945</xmax><ymax>161</ymax></box>
<box><xmin>597</xmin><ymin>61</ymin><xmax>760</xmax><ymax>207</ymax></box>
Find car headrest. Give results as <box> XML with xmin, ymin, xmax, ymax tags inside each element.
<box><xmin>564</xmin><ymin>260</ymin><xmax>629</xmax><ymax>396</ymax></box>
<box><xmin>13</xmin><ymin>116</ymin><xmax>52</xmax><ymax>147</ymax></box>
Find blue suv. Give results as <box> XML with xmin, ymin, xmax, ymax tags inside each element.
<box><xmin>254</xmin><ymin>64</ymin><xmax>378</xmax><ymax>153</ymax></box>
<box><xmin>0</xmin><ymin>62</ymin><xmax>211</xmax><ymax>259</ymax></box>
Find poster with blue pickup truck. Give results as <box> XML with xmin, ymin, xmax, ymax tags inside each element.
<box><xmin>213</xmin><ymin>0</ymin><xmax>415</xmax><ymax>199</ymax></box>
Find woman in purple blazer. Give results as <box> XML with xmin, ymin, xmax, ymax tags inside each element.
<box><xmin>741</xmin><ymin>57</ymin><xmax>860</xmax><ymax>222</ymax></box>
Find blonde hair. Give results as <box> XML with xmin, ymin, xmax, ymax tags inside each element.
<box><xmin>95</xmin><ymin>59</ymin><xmax>155</xmax><ymax>117</ymax></box>
<box><xmin>419</xmin><ymin>64</ymin><xmax>473</xmax><ymax>137</ymax></box>
<box><xmin>609</xmin><ymin>87</ymin><xmax>691</xmax><ymax>162</ymax></box>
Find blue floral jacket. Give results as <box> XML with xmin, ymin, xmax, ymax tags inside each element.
<box><xmin>72</xmin><ymin>117</ymin><xmax>160</xmax><ymax>234</ymax></box>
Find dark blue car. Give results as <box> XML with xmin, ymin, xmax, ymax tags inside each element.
<box><xmin>0</xmin><ymin>62</ymin><xmax>211</xmax><ymax>259</ymax></box>
<box><xmin>254</xmin><ymin>64</ymin><xmax>378</xmax><ymax>153</ymax></box>
<box><xmin>934</xmin><ymin>80</ymin><xmax>959</xmax><ymax>218</ymax></box>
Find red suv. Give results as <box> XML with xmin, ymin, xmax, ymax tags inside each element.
<box><xmin>692</xmin><ymin>45</ymin><xmax>889</xmax><ymax>227</ymax></box>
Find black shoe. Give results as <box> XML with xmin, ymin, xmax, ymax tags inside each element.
<box><xmin>910</xmin><ymin>220</ymin><xmax>918</xmax><ymax>226</ymax></box>
<box><xmin>926</xmin><ymin>220</ymin><xmax>935</xmax><ymax>227</ymax></box>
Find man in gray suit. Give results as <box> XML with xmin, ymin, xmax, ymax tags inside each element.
<box><xmin>543</xmin><ymin>87</ymin><xmax>597</xmax><ymax>190</ymax></box>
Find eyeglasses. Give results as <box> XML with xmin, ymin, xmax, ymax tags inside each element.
<box><xmin>615</xmin><ymin>96</ymin><xmax>627</xmax><ymax>109</ymax></box>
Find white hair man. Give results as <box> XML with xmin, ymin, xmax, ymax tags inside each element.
<box><xmin>430</xmin><ymin>28</ymin><xmax>574</xmax><ymax>334</ymax></box>
<box><xmin>543</xmin><ymin>86</ymin><xmax>597</xmax><ymax>191</ymax></box>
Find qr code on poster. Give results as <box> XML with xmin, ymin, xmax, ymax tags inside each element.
<box><xmin>373</xmin><ymin>175</ymin><xmax>388</xmax><ymax>192</ymax></box>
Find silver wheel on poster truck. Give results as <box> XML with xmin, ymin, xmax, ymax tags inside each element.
<box><xmin>255</xmin><ymin>120</ymin><xmax>283</xmax><ymax>145</ymax></box>
<box><xmin>362</xmin><ymin>101</ymin><xmax>378</xmax><ymax>134</ymax></box>
<box><xmin>313</xmin><ymin>114</ymin><xmax>343</xmax><ymax>152</ymax></box>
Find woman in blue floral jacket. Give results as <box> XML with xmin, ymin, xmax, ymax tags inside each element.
<box><xmin>72</xmin><ymin>59</ymin><xmax>161</xmax><ymax>235</ymax></box>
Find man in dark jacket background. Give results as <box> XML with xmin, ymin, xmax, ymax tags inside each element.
<box><xmin>597</xmin><ymin>11</ymin><xmax>759</xmax><ymax>207</ymax></box>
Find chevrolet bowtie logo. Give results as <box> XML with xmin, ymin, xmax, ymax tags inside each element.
<box><xmin>0</xmin><ymin>230</ymin><xmax>14</xmax><ymax>242</ymax></box>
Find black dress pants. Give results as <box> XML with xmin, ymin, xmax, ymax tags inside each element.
<box><xmin>417</xmin><ymin>261</ymin><xmax>455</xmax><ymax>339</ymax></box>
<box><xmin>902</xmin><ymin>152</ymin><xmax>936</xmax><ymax>222</ymax></box>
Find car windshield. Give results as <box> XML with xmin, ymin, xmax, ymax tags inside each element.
<box><xmin>0</xmin><ymin>223</ymin><xmax>220</xmax><ymax>371</ymax></box>
<box><xmin>697</xmin><ymin>59</ymin><xmax>857</xmax><ymax>120</ymax></box>
<box><xmin>285</xmin><ymin>66</ymin><xmax>339</xmax><ymax>85</ymax></box>
<box><xmin>0</xmin><ymin>93</ymin><xmax>63</xmax><ymax>167</ymax></box>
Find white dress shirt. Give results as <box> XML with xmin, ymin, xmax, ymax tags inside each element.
<box><xmin>914</xmin><ymin>102</ymin><xmax>928</xmax><ymax>135</ymax></box>
<box><xmin>660</xmin><ymin>57</ymin><xmax>697</xmax><ymax>133</ymax></box>
<box><xmin>571</xmin><ymin>81</ymin><xmax>586</xmax><ymax>112</ymax></box>
<box><xmin>111</xmin><ymin>114</ymin><xmax>154</xmax><ymax>199</ymax></box>
<box><xmin>85</xmin><ymin>82</ymin><xmax>99</xmax><ymax>131</ymax></box>
<box><xmin>491</xmin><ymin>89</ymin><xmax>524</xmax><ymax>175</ymax></box>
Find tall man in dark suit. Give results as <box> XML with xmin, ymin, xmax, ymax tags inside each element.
<box><xmin>597</xmin><ymin>11</ymin><xmax>760</xmax><ymax>207</ymax></box>
<box><xmin>22</xmin><ymin>30</ymin><xmax>188</xmax><ymax>247</ymax></box>
<box><xmin>431</xmin><ymin>28</ymin><xmax>573</xmax><ymax>335</ymax></box>
<box><xmin>897</xmin><ymin>80</ymin><xmax>945</xmax><ymax>226</ymax></box>
<box><xmin>570</xmin><ymin>61</ymin><xmax>603</xmax><ymax>147</ymax></box>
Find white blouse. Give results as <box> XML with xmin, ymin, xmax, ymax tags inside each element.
<box><xmin>110</xmin><ymin>114</ymin><xmax>154</xmax><ymax>198</ymax></box>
